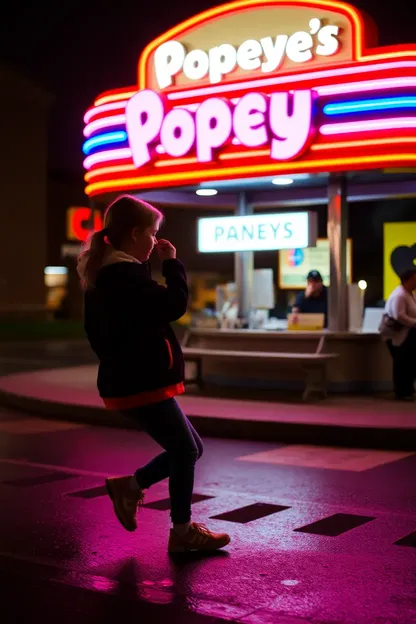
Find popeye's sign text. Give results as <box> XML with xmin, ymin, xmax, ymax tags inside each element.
<box><xmin>154</xmin><ymin>18</ymin><xmax>340</xmax><ymax>88</ymax></box>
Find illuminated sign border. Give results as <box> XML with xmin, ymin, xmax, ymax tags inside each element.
<box><xmin>82</xmin><ymin>0</ymin><xmax>416</xmax><ymax>197</ymax></box>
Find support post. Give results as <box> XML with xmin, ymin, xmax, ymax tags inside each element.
<box><xmin>234</xmin><ymin>191</ymin><xmax>253</xmax><ymax>322</ymax></box>
<box><xmin>327</xmin><ymin>174</ymin><xmax>348</xmax><ymax>331</ymax></box>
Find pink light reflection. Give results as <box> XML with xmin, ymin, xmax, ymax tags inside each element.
<box><xmin>166</xmin><ymin>61</ymin><xmax>416</xmax><ymax>102</ymax></box>
<box><xmin>83</xmin><ymin>148</ymin><xmax>133</xmax><ymax>170</ymax></box>
<box><xmin>84</xmin><ymin>101</ymin><xmax>127</xmax><ymax>124</ymax></box>
<box><xmin>320</xmin><ymin>116</ymin><xmax>416</xmax><ymax>135</ymax></box>
<box><xmin>84</xmin><ymin>115</ymin><xmax>127</xmax><ymax>138</ymax></box>
<box><xmin>317</xmin><ymin>77</ymin><xmax>416</xmax><ymax>97</ymax></box>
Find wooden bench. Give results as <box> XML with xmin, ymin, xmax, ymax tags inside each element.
<box><xmin>182</xmin><ymin>336</ymin><xmax>338</xmax><ymax>401</ymax></box>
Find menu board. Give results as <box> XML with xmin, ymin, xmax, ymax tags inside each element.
<box><xmin>278</xmin><ymin>238</ymin><xmax>352</xmax><ymax>289</ymax></box>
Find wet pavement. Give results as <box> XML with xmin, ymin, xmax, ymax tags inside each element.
<box><xmin>0</xmin><ymin>407</ymin><xmax>415</xmax><ymax>623</ymax></box>
<box><xmin>1</xmin><ymin>341</ymin><xmax>415</xmax><ymax>452</ymax></box>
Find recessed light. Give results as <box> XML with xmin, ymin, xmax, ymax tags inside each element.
<box><xmin>196</xmin><ymin>189</ymin><xmax>218</xmax><ymax>196</ymax></box>
<box><xmin>272</xmin><ymin>177</ymin><xmax>294</xmax><ymax>186</ymax></box>
<box><xmin>44</xmin><ymin>266</ymin><xmax>68</xmax><ymax>275</ymax></box>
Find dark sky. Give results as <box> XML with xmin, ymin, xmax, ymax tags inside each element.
<box><xmin>1</xmin><ymin>0</ymin><xmax>414</xmax><ymax>173</ymax></box>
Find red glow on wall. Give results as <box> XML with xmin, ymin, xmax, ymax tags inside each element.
<box><xmin>67</xmin><ymin>207</ymin><xmax>103</xmax><ymax>242</ymax></box>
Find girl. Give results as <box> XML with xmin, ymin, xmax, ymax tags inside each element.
<box><xmin>77</xmin><ymin>195</ymin><xmax>230</xmax><ymax>553</ymax></box>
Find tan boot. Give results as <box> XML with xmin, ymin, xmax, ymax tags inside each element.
<box><xmin>105</xmin><ymin>475</ymin><xmax>144</xmax><ymax>532</ymax></box>
<box><xmin>168</xmin><ymin>522</ymin><xmax>230</xmax><ymax>553</ymax></box>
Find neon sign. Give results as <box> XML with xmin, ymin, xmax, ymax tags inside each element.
<box><xmin>66</xmin><ymin>207</ymin><xmax>102</xmax><ymax>242</ymax></box>
<box><xmin>82</xmin><ymin>0</ymin><xmax>416</xmax><ymax>197</ymax></box>
<box><xmin>126</xmin><ymin>89</ymin><xmax>314</xmax><ymax>167</ymax></box>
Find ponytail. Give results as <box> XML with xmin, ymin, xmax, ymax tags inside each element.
<box><xmin>77</xmin><ymin>229</ymin><xmax>108</xmax><ymax>290</ymax></box>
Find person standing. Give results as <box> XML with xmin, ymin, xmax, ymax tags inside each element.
<box><xmin>382</xmin><ymin>268</ymin><xmax>416</xmax><ymax>401</ymax></box>
<box><xmin>77</xmin><ymin>195</ymin><xmax>230</xmax><ymax>553</ymax></box>
<box><xmin>292</xmin><ymin>270</ymin><xmax>328</xmax><ymax>327</ymax></box>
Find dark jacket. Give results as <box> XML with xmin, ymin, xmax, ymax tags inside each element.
<box><xmin>83</xmin><ymin>256</ymin><xmax>188</xmax><ymax>410</ymax></box>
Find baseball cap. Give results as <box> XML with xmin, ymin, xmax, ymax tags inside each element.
<box><xmin>307</xmin><ymin>270</ymin><xmax>323</xmax><ymax>281</ymax></box>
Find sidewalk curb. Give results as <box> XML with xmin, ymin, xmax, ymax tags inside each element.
<box><xmin>0</xmin><ymin>388</ymin><xmax>415</xmax><ymax>451</ymax></box>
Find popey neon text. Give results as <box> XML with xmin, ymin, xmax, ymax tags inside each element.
<box><xmin>154</xmin><ymin>18</ymin><xmax>340</xmax><ymax>88</ymax></box>
<box><xmin>126</xmin><ymin>89</ymin><xmax>315</xmax><ymax>167</ymax></box>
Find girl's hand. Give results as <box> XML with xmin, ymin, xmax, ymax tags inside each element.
<box><xmin>156</xmin><ymin>239</ymin><xmax>176</xmax><ymax>260</ymax></box>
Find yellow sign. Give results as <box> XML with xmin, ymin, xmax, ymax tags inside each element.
<box><xmin>287</xmin><ymin>313</ymin><xmax>325</xmax><ymax>331</ymax></box>
<box><xmin>383</xmin><ymin>222</ymin><xmax>416</xmax><ymax>300</ymax></box>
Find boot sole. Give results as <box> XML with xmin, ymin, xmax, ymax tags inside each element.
<box><xmin>168</xmin><ymin>536</ymin><xmax>231</xmax><ymax>553</ymax></box>
<box><xmin>105</xmin><ymin>479</ymin><xmax>136</xmax><ymax>532</ymax></box>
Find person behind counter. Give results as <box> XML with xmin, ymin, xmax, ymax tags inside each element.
<box><xmin>292</xmin><ymin>270</ymin><xmax>328</xmax><ymax>326</ymax></box>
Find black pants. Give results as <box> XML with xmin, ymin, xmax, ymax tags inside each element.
<box><xmin>387</xmin><ymin>328</ymin><xmax>416</xmax><ymax>399</ymax></box>
<box><xmin>122</xmin><ymin>398</ymin><xmax>203</xmax><ymax>524</ymax></box>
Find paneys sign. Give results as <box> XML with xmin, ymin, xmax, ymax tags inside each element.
<box><xmin>83</xmin><ymin>0</ymin><xmax>416</xmax><ymax>196</ymax></box>
<box><xmin>197</xmin><ymin>212</ymin><xmax>317</xmax><ymax>252</ymax></box>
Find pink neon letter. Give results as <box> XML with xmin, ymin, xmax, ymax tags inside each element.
<box><xmin>269</xmin><ymin>90</ymin><xmax>313</xmax><ymax>160</ymax></box>
<box><xmin>233</xmin><ymin>93</ymin><xmax>268</xmax><ymax>147</ymax></box>
<box><xmin>195</xmin><ymin>98</ymin><xmax>232</xmax><ymax>162</ymax></box>
<box><xmin>126</xmin><ymin>90</ymin><xmax>164</xmax><ymax>168</ymax></box>
<box><xmin>160</xmin><ymin>108</ymin><xmax>195</xmax><ymax>157</ymax></box>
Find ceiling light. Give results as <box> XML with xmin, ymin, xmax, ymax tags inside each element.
<box><xmin>196</xmin><ymin>189</ymin><xmax>218</xmax><ymax>196</ymax></box>
<box><xmin>44</xmin><ymin>266</ymin><xmax>68</xmax><ymax>275</ymax></box>
<box><xmin>272</xmin><ymin>177</ymin><xmax>294</xmax><ymax>186</ymax></box>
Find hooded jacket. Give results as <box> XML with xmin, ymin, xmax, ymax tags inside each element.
<box><xmin>77</xmin><ymin>248</ymin><xmax>188</xmax><ymax>410</ymax></box>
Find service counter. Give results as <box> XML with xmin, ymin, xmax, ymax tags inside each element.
<box><xmin>187</xmin><ymin>328</ymin><xmax>392</xmax><ymax>394</ymax></box>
